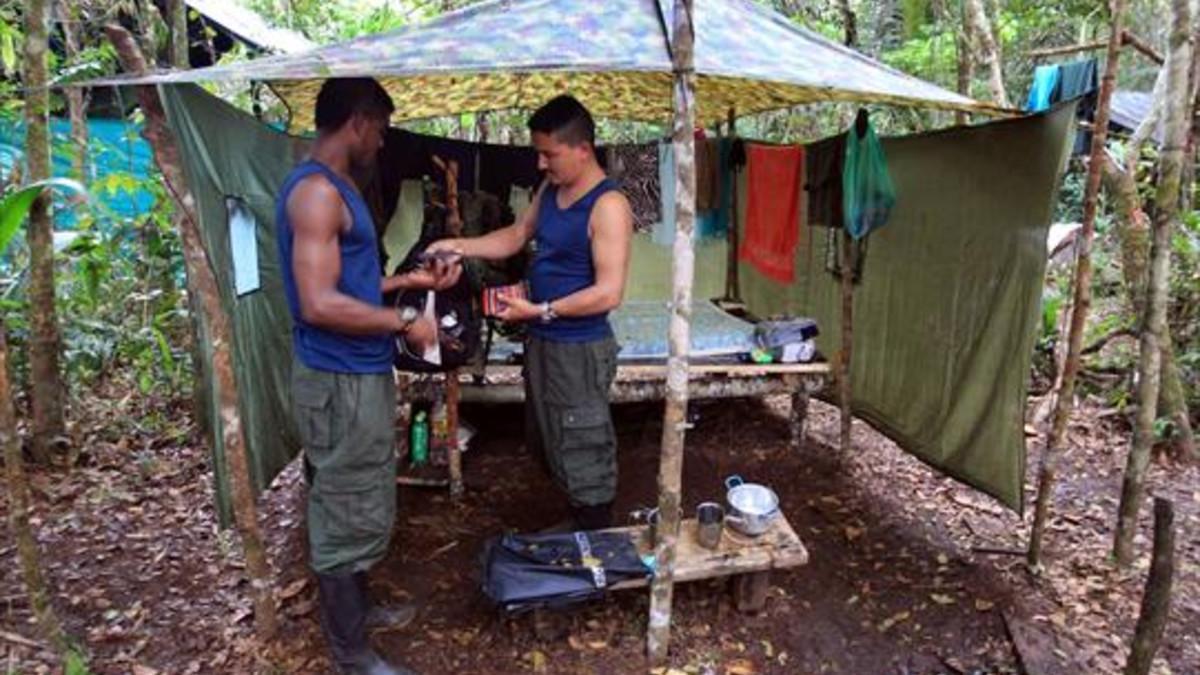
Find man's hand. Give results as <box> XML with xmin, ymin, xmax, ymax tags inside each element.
<box><xmin>494</xmin><ymin>295</ymin><xmax>543</xmax><ymax>323</ymax></box>
<box><xmin>409</xmin><ymin>257</ymin><xmax>462</xmax><ymax>291</ymax></box>
<box><xmin>425</xmin><ymin>238</ymin><xmax>465</xmax><ymax>258</ymax></box>
<box><xmin>402</xmin><ymin>315</ymin><xmax>438</xmax><ymax>351</ymax></box>
<box><xmin>384</xmin><ymin>257</ymin><xmax>463</xmax><ymax>293</ymax></box>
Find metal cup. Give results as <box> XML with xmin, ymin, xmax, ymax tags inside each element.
<box><xmin>696</xmin><ymin>502</ymin><xmax>724</xmax><ymax>550</ymax></box>
<box><xmin>638</xmin><ymin>507</ymin><xmax>660</xmax><ymax>549</ymax></box>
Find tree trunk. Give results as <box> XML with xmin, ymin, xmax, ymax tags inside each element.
<box><xmin>1102</xmin><ymin>155</ymin><xmax>1150</xmax><ymax>317</ymax></box>
<box><xmin>955</xmin><ymin>2</ymin><xmax>975</xmax><ymax>125</ymax></box>
<box><xmin>23</xmin><ymin>0</ymin><xmax>67</xmax><ymax>464</ymax></box>
<box><xmin>1158</xmin><ymin>334</ymin><xmax>1195</xmax><ymax>461</ymax></box>
<box><xmin>838</xmin><ymin>0</ymin><xmax>857</xmax><ymax>47</ymax></box>
<box><xmin>1123</xmin><ymin>498</ymin><xmax>1175</xmax><ymax>675</ymax></box>
<box><xmin>1</xmin><ymin>326</ymin><xmax>68</xmax><ymax>652</ymax></box>
<box><xmin>1114</xmin><ymin>0</ymin><xmax>1191</xmax><ymax>568</ymax></box>
<box><xmin>162</xmin><ymin>0</ymin><xmax>210</xmax><ymax>439</ymax></box>
<box><xmin>647</xmin><ymin>0</ymin><xmax>695</xmax><ymax>664</ymax></box>
<box><xmin>1101</xmin><ymin>157</ymin><xmax>1196</xmax><ymax>462</ymax></box>
<box><xmin>168</xmin><ymin>0</ymin><xmax>188</xmax><ymax>68</ymax></box>
<box><xmin>106</xmin><ymin>24</ymin><xmax>278</xmax><ymax>639</ymax></box>
<box><xmin>134</xmin><ymin>0</ymin><xmax>162</xmax><ymax>65</ymax></box>
<box><xmin>1027</xmin><ymin>0</ymin><xmax>1127</xmax><ymax>568</ymax></box>
<box><xmin>963</xmin><ymin>0</ymin><xmax>1009</xmax><ymax>107</ymax></box>
<box><xmin>58</xmin><ymin>1</ymin><xmax>90</xmax><ymax>182</ymax></box>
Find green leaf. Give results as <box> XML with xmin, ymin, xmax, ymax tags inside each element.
<box><xmin>0</xmin><ymin>178</ymin><xmax>87</xmax><ymax>254</ymax></box>
<box><xmin>0</xmin><ymin>30</ymin><xmax>15</xmax><ymax>76</ymax></box>
<box><xmin>152</xmin><ymin>325</ymin><xmax>175</xmax><ymax>375</ymax></box>
<box><xmin>64</xmin><ymin>649</ymin><xmax>90</xmax><ymax>675</ymax></box>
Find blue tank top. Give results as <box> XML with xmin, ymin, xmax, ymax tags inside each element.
<box><xmin>528</xmin><ymin>178</ymin><xmax>619</xmax><ymax>342</ymax></box>
<box><xmin>276</xmin><ymin>160</ymin><xmax>393</xmax><ymax>374</ymax></box>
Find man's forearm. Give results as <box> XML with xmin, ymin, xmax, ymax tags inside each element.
<box><xmin>302</xmin><ymin>291</ymin><xmax>403</xmax><ymax>335</ymax></box>
<box><xmin>381</xmin><ymin>271</ymin><xmax>429</xmax><ymax>293</ymax></box>
<box><xmin>458</xmin><ymin>224</ymin><xmax>527</xmax><ymax>260</ymax></box>
<box><xmin>546</xmin><ymin>283</ymin><xmax>623</xmax><ymax>318</ymax></box>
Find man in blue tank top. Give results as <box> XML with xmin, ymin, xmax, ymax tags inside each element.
<box><xmin>278</xmin><ymin>78</ymin><xmax>459</xmax><ymax>675</ymax></box>
<box><xmin>429</xmin><ymin>96</ymin><xmax>633</xmax><ymax>531</ymax></box>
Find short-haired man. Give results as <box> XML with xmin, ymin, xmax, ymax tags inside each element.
<box><xmin>430</xmin><ymin>95</ymin><xmax>633</xmax><ymax>530</ymax></box>
<box><xmin>278</xmin><ymin>77</ymin><xmax>459</xmax><ymax>675</ymax></box>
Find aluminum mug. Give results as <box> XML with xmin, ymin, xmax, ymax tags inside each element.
<box><xmin>696</xmin><ymin>502</ymin><xmax>724</xmax><ymax>550</ymax></box>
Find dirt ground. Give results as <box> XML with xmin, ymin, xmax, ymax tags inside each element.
<box><xmin>1</xmin><ymin>391</ymin><xmax>1197</xmax><ymax>674</ymax></box>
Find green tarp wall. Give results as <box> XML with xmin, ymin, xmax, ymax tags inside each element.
<box><xmin>738</xmin><ymin>104</ymin><xmax>1076</xmax><ymax>510</ymax></box>
<box><xmin>161</xmin><ymin>82</ymin><xmax>1072</xmax><ymax>519</ymax></box>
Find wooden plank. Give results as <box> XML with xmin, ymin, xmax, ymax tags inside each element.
<box><xmin>605</xmin><ymin>513</ymin><xmax>808</xmax><ymax>591</ymax></box>
<box><xmin>454</xmin><ymin>372</ymin><xmax>826</xmax><ymax>405</ymax></box>
<box><xmin>473</xmin><ymin>362</ymin><xmax>830</xmax><ymax>379</ymax></box>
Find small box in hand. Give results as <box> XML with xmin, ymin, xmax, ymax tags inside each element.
<box><xmin>482</xmin><ymin>282</ymin><xmax>528</xmax><ymax>317</ymax></box>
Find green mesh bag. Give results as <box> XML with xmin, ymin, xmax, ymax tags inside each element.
<box><xmin>842</xmin><ymin>119</ymin><xmax>896</xmax><ymax>240</ymax></box>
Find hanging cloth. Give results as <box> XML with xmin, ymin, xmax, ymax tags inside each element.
<box><xmin>1025</xmin><ymin>64</ymin><xmax>1061</xmax><ymax>112</ymax></box>
<box><xmin>696</xmin><ymin>138</ymin><xmax>734</xmax><ymax>241</ymax></box>
<box><xmin>804</xmin><ymin>133</ymin><xmax>847</xmax><ymax>228</ymax></box>
<box><xmin>842</xmin><ymin>121</ymin><xmax>895</xmax><ymax>241</ymax></box>
<box><xmin>740</xmin><ymin>143</ymin><xmax>804</xmax><ymax>283</ymax></box>
<box><xmin>695</xmin><ymin>137</ymin><xmax>719</xmax><ymax>211</ymax></box>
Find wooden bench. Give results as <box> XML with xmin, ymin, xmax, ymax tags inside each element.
<box><xmin>605</xmin><ymin>512</ymin><xmax>808</xmax><ymax>611</ymax></box>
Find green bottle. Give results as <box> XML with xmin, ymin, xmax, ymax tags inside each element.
<box><xmin>410</xmin><ymin>411</ymin><xmax>429</xmax><ymax>466</ymax></box>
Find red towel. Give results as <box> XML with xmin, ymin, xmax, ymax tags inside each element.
<box><xmin>740</xmin><ymin>144</ymin><xmax>805</xmax><ymax>283</ymax></box>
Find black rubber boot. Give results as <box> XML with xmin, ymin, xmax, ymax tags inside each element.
<box><xmin>571</xmin><ymin>502</ymin><xmax>614</xmax><ymax>531</ymax></box>
<box><xmin>353</xmin><ymin>572</ymin><xmax>417</xmax><ymax>631</ymax></box>
<box><xmin>316</xmin><ymin>572</ymin><xmax>417</xmax><ymax>675</ymax></box>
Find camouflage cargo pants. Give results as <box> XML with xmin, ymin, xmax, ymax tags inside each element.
<box><xmin>523</xmin><ymin>335</ymin><xmax>619</xmax><ymax>507</ymax></box>
<box><xmin>291</xmin><ymin>359</ymin><xmax>397</xmax><ymax>574</ymax></box>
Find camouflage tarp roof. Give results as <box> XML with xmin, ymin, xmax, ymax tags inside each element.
<box><xmin>87</xmin><ymin>0</ymin><xmax>1008</xmax><ymax>129</ymax></box>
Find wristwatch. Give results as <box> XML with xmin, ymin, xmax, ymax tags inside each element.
<box><xmin>396</xmin><ymin>306</ymin><xmax>419</xmax><ymax>332</ymax></box>
<box><xmin>538</xmin><ymin>301</ymin><xmax>558</xmax><ymax>324</ymax></box>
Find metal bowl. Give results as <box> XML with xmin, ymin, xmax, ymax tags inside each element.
<box><xmin>724</xmin><ymin>475</ymin><xmax>779</xmax><ymax>536</ymax></box>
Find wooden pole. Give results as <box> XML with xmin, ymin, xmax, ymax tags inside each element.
<box><xmin>724</xmin><ymin>106</ymin><xmax>740</xmax><ymax>302</ymax></box>
<box><xmin>433</xmin><ymin>155</ymin><xmax>465</xmax><ymax>498</ymax></box>
<box><xmin>1027</xmin><ymin>32</ymin><xmax>1162</xmax><ymax>64</ymax></box>
<box><xmin>106</xmin><ymin>24</ymin><xmax>278</xmax><ymax>640</ymax></box>
<box><xmin>1123</xmin><ymin>498</ymin><xmax>1176</xmax><ymax>675</ymax></box>
<box><xmin>1123</xmin><ymin>31</ymin><xmax>1167</xmax><ymax>65</ymax></box>
<box><xmin>1114</xmin><ymin>0</ymin><xmax>1191</xmax><ymax>567</ymax></box>
<box><xmin>838</xmin><ymin>232</ymin><xmax>853</xmax><ymax>453</ymax></box>
<box><xmin>648</xmin><ymin>0</ymin><xmax>695</xmax><ymax>664</ymax></box>
<box><xmin>1027</xmin><ymin>0</ymin><xmax>1127</xmax><ymax>568</ymax></box>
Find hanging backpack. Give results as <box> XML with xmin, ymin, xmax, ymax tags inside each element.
<box><xmin>388</xmin><ymin>227</ymin><xmax>482</xmax><ymax>373</ymax></box>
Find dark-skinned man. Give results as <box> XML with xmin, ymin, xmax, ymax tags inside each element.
<box><xmin>429</xmin><ymin>95</ymin><xmax>634</xmax><ymax>531</ymax></box>
<box><xmin>277</xmin><ymin>77</ymin><xmax>460</xmax><ymax>675</ymax></box>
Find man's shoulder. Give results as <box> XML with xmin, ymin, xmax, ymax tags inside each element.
<box><xmin>591</xmin><ymin>188</ymin><xmax>632</xmax><ymax>223</ymax></box>
<box><xmin>289</xmin><ymin>171</ymin><xmax>339</xmax><ymax>201</ymax></box>
<box><xmin>285</xmin><ymin>171</ymin><xmax>343</xmax><ymax>214</ymax></box>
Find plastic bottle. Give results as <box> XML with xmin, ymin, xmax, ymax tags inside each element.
<box><xmin>410</xmin><ymin>410</ymin><xmax>429</xmax><ymax>466</ymax></box>
<box><xmin>430</xmin><ymin>392</ymin><xmax>449</xmax><ymax>465</ymax></box>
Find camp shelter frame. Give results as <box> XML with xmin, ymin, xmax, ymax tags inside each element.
<box><xmin>78</xmin><ymin>0</ymin><xmax>1052</xmax><ymax>662</ymax></box>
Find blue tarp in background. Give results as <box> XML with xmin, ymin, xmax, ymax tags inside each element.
<box><xmin>0</xmin><ymin>116</ymin><xmax>156</xmax><ymax>229</ymax></box>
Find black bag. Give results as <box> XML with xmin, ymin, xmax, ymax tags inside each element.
<box><xmin>481</xmin><ymin>531</ymin><xmax>650</xmax><ymax>614</ymax></box>
<box><xmin>389</xmin><ymin>230</ymin><xmax>482</xmax><ymax>373</ymax></box>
